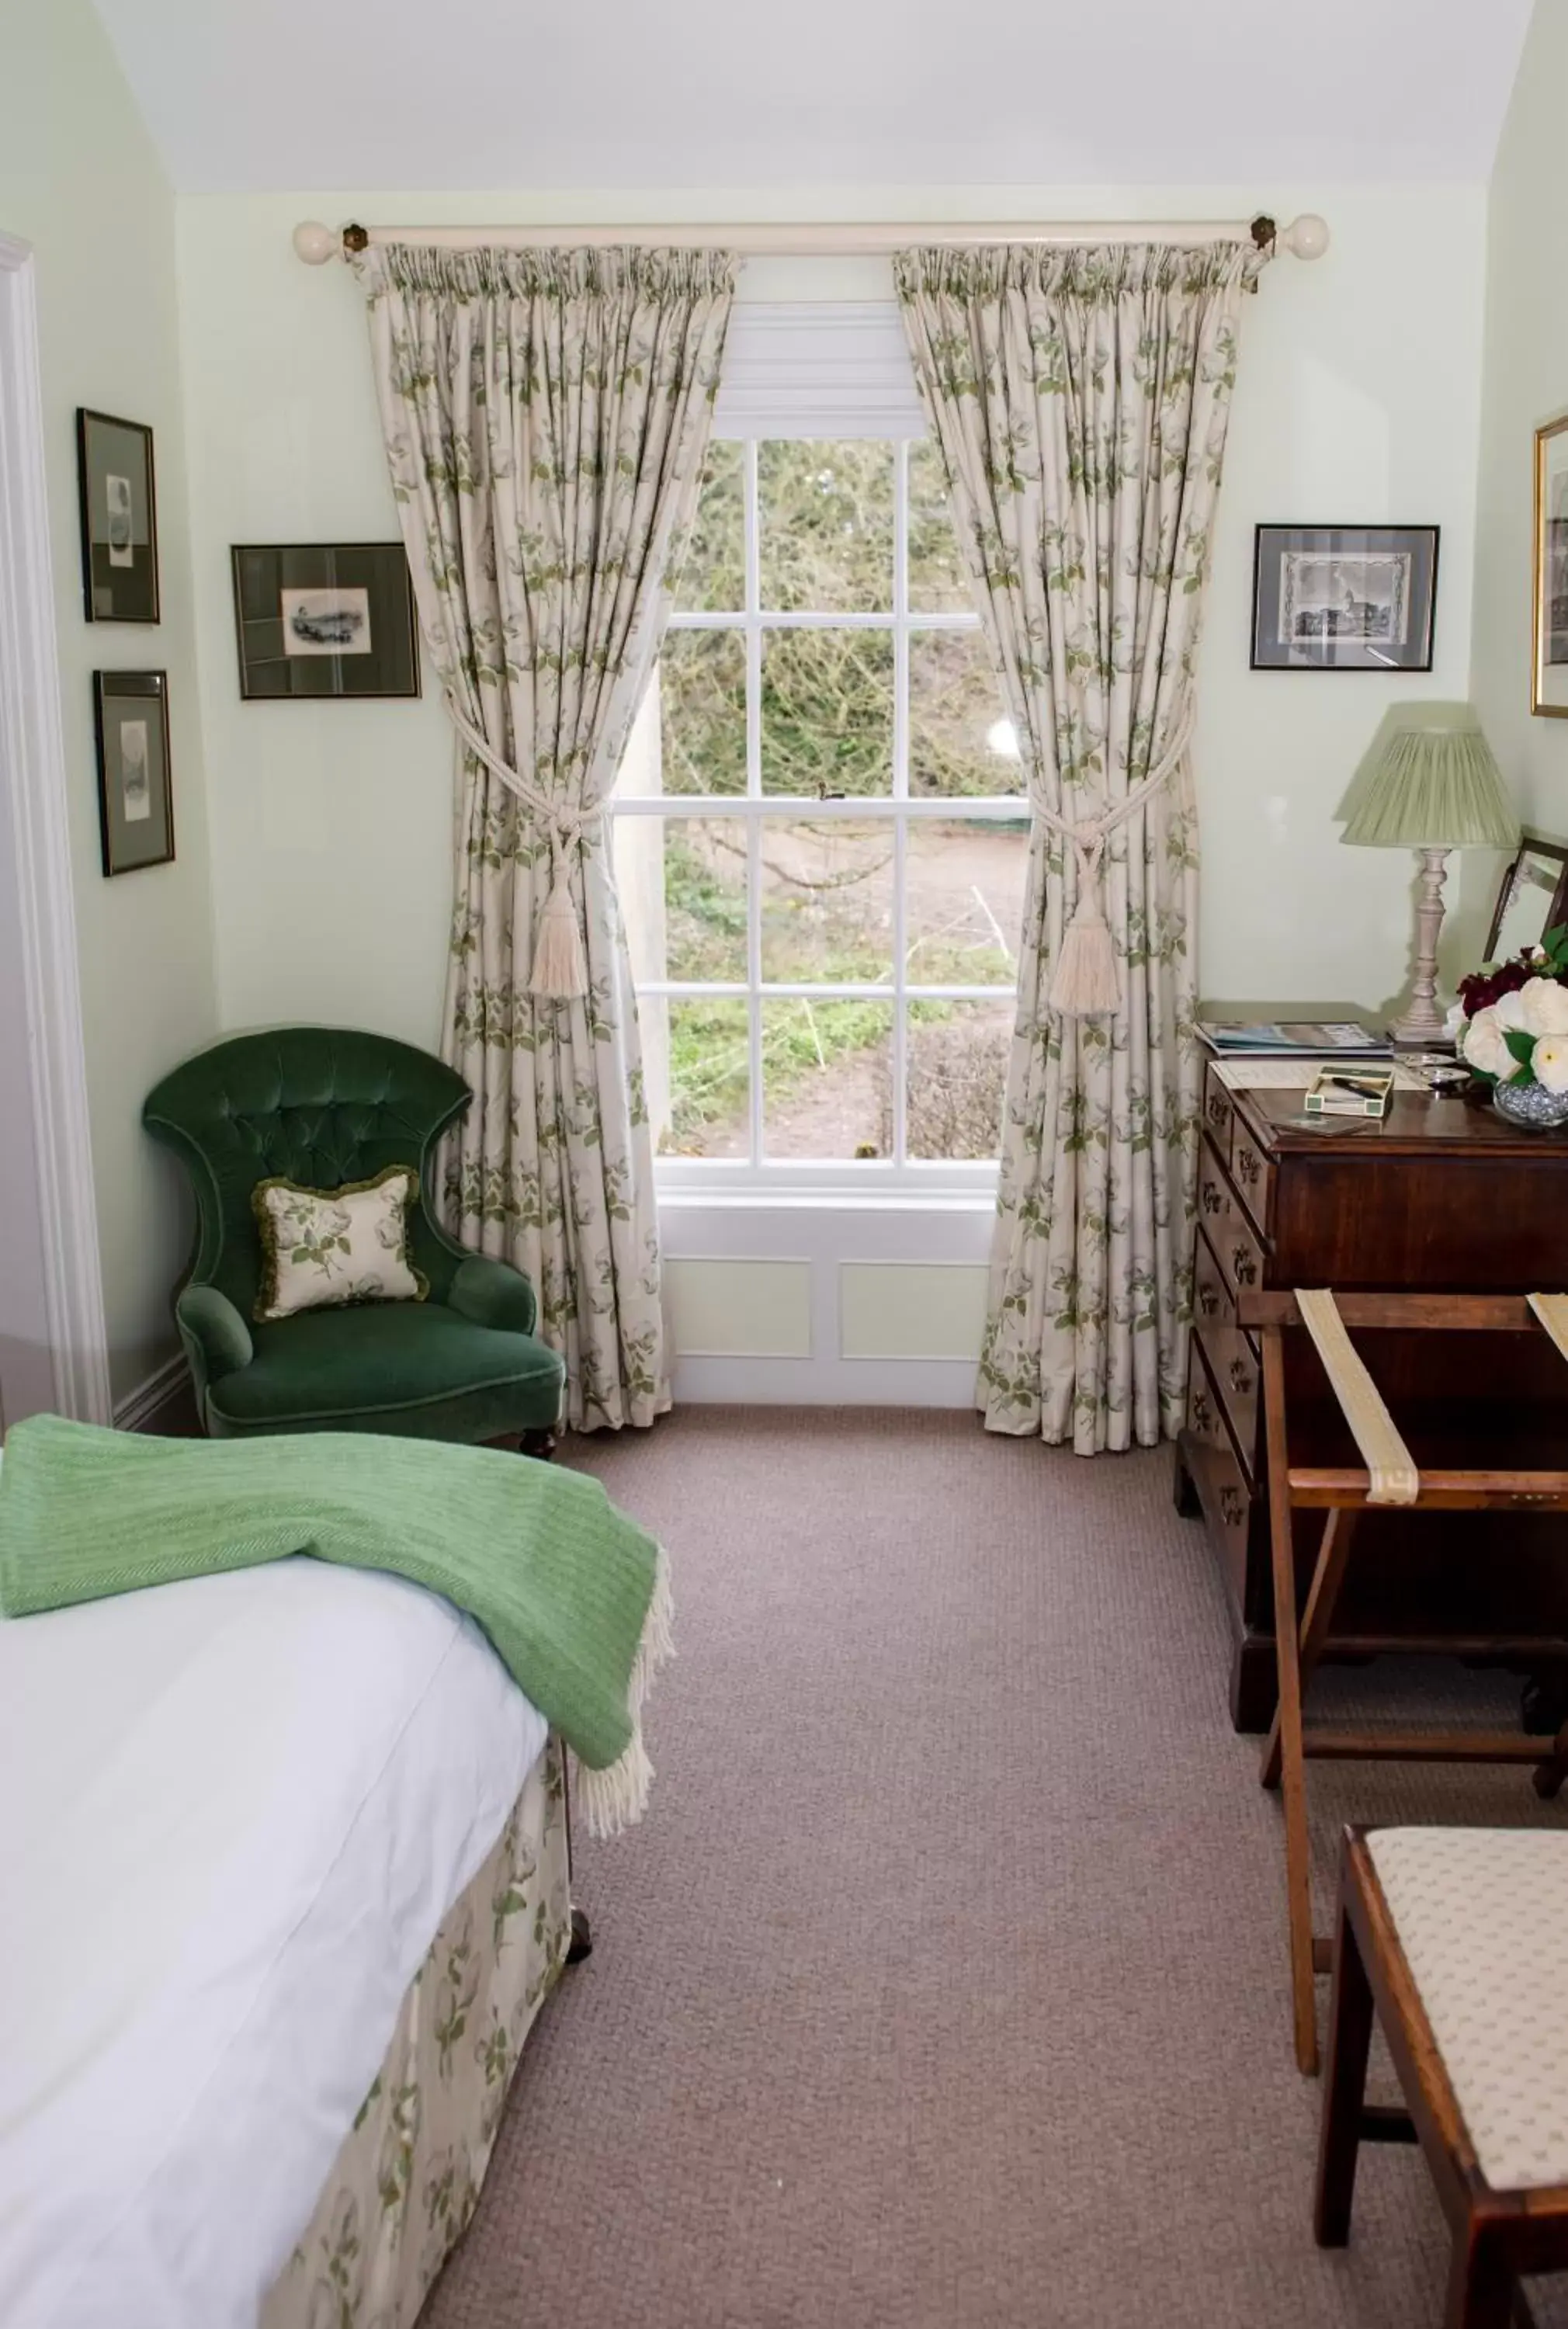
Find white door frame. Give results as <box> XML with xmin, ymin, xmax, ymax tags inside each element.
<box><xmin>0</xmin><ymin>229</ymin><xmax>111</xmax><ymax>1425</ymax></box>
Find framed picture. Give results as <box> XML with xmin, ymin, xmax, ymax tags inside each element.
<box><xmin>231</xmin><ymin>543</ymin><xmax>420</xmax><ymax>700</ymax></box>
<box><xmin>1532</xmin><ymin>415</ymin><xmax>1568</xmax><ymax>716</ymax></box>
<box><xmin>1250</xmin><ymin>525</ymin><xmax>1438</xmax><ymax>672</ymax></box>
<box><xmin>92</xmin><ymin>672</ymin><xmax>174</xmax><ymax>876</ymax></box>
<box><xmin>76</xmin><ymin>409</ymin><xmax>160</xmax><ymax>624</ymax></box>
<box><xmin>1485</xmin><ymin>831</ymin><xmax>1568</xmax><ymax>960</ymax></box>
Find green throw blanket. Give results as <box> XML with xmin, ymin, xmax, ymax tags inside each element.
<box><xmin>0</xmin><ymin>1413</ymin><xmax>671</xmax><ymax>1838</ymax></box>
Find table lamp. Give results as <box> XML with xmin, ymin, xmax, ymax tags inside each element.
<box><xmin>1339</xmin><ymin>703</ymin><xmax>1520</xmax><ymax>1047</ymax></box>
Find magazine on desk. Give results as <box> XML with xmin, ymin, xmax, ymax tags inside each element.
<box><xmin>1196</xmin><ymin>1019</ymin><xmax>1393</xmax><ymax>1058</ymax></box>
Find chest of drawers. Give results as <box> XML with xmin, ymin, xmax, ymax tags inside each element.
<box><xmin>1176</xmin><ymin>1060</ymin><xmax>1568</xmax><ymax>1730</ymax></box>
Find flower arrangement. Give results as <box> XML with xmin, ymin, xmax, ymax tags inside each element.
<box><xmin>1454</xmin><ymin>925</ymin><xmax>1568</xmax><ymax>1095</ymax></box>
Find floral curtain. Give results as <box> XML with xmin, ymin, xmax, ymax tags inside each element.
<box><xmin>359</xmin><ymin>245</ymin><xmax>734</xmax><ymax>1429</ymax></box>
<box><xmin>896</xmin><ymin>244</ymin><xmax>1261</xmax><ymax>1453</ymax></box>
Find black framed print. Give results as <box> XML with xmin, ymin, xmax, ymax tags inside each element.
<box><xmin>93</xmin><ymin>672</ymin><xmax>174</xmax><ymax>876</ymax></box>
<box><xmin>76</xmin><ymin>408</ymin><xmax>160</xmax><ymax>623</ymax></box>
<box><xmin>231</xmin><ymin>543</ymin><xmax>421</xmax><ymax>700</ymax></box>
<box><xmin>1250</xmin><ymin>525</ymin><xmax>1438</xmax><ymax>672</ymax></box>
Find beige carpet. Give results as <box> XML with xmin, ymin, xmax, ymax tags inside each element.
<box><xmin>422</xmin><ymin>1408</ymin><xmax>1568</xmax><ymax>2329</ymax></box>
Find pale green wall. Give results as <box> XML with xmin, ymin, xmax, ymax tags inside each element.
<box><xmin>1471</xmin><ymin>0</ymin><xmax>1568</xmax><ymax>874</ymax></box>
<box><xmin>0</xmin><ymin>0</ymin><xmax>218</xmax><ymax>1403</ymax></box>
<box><xmin>178</xmin><ymin>186</ymin><xmax>1486</xmax><ymax>1038</ymax></box>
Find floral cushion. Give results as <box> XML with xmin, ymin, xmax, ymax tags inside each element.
<box><xmin>252</xmin><ymin>1165</ymin><xmax>428</xmax><ymax>1324</ymax></box>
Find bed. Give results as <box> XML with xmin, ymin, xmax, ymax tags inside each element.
<box><xmin>0</xmin><ymin>1553</ymin><xmax>574</xmax><ymax>2329</ymax></box>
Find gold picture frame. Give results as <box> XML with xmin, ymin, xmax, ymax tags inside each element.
<box><xmin>1532</xmin><ymin>413</ymin><xmax>1568</xmax><ymax>716</ymax></box>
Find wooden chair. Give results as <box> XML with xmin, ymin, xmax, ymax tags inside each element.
<box><xmin>1316</xmin><ymin>1824</ymin><xmax>1568</xmax><ymax>2329</ymax></box>
<box><xmin>1238</xmin><ymin>1289</ymin><xmax>1568</xmax><ymax>2074</ymax></box>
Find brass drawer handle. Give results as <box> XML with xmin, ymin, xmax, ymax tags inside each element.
<box><xmin>1218</xmin><ymin>1484</ymin><xmax>1244</xmax><ymax>1527</ymax></box>
<box><xmin>1228</xmin><ymin>1357</ymin><xmax>1253</xmax><ymax>1397</ymax></box>
<box><xmin>1236</xmin><ymin>1144</ymin><xmax>1261</xmax><ymax>1187</ymax></box>
<box><xmin>1192</xmin><ymin>1391</ymin><xmax>1214</xmax><ymax>1434</ymax></box>
<box><xmin>1201</xmin><ymin>1182</ymin><xmax>1224</xmax><ymax>1217</ymax></box>
<box><xmin>1231</xmin><ymin>1245</ymin><xmax>1258</xmax><ymax>1288</ymax></box>
<box><xmin>1207</xmin><ymin>1094</ymin><xmax>1229</xmax><ymax>1131</ymax></box>
<box><xmin>1199</xmin><ymin>1283</ymin><xmax>1219</xmax><ymax>1317</ymax></box>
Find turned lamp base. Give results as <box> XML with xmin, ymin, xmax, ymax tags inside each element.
<box><xmin>1388</xmin><ymin>846</ymin><xmax>1455</xmax><ymax>1050</ymax></box>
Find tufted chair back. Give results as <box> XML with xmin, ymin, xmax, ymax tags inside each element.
<box><xmin>144</xmin><ymin>1027</ymin><xmax>474</xmax><ymax>1322</ymax></box>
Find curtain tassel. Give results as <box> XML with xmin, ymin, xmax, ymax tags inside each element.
<box><xmin>1049</xmin><ymin>831</ymin><xmax>1121</xmax><ymax>1018</ymax></box>
<box><xmin>529</xmin><ymin>835</ymin><xmax>590</xmax><ymax>998</ymax></box>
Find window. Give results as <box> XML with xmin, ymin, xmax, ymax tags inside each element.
<box><xmin>615</xmin><ymin>436</ymin><xmax>1026</xmax><ymax>1181</ymax></box>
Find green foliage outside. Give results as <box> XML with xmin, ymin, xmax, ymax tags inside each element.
<box><xmin>653</xmin><ymin>439</ymin><xmax>1020</xmax><ymax>1154</ymax></box>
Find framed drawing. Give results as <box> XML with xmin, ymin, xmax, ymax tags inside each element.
<box><xmin>231</xmin><ymin>543</ymin><xmax>421</xmax><ymax>700</ymax></box>
<box><xmin>1485</xmin><ymin>831</ymin><xmax>1568</xmax><ymax>961</ymax></box>
<box><xmin>93</xmin><ymin>672</ymin><xmax>174</xmax><ymax>876</ymax></box>
<box><xmin>76</xmin><ymin>409</ymin><xmax>160</xmax><ymax>624</ymax></box>
<box><xmin>1250</xmin><ymin>525</ymin><xmax>1438</xmax><ymax>672</ymax></box>
<box><xmin>1532</xmin><ymin>415</ymin><xmax>1568</xmax><ymax>716</ymax></box>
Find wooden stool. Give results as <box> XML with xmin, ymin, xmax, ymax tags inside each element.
<box><xmin>1240</xmin><ymin>1290</ymin><xmax>1568</xmax><ymax>2074</ymax></box>
<box><xmin>1316</xmin><ymin>1825</ymin><xmax>1568</xmax><ymax>2328</ymax></box>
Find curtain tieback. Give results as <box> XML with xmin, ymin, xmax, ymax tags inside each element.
<box><xmin>442</xmin><ymin>693</ymin><xmax>601</xmax><ymax>1000</ymax></box>
<box><xmin>1029</xmin><ymin>701</ymin><xmax>1196</xmax><ymax>1019</ymax></box>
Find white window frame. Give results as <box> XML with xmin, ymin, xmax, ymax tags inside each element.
<box><xmin>618</xmin><ymin>432</ymin><xmax>1026</xmax><ymax>1199</ymax></box>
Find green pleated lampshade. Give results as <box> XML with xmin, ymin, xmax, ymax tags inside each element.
<box><xmin>1340</xmin><ymin>703</ymin><xmax>1521</xmax><ymax>850</ymax></box>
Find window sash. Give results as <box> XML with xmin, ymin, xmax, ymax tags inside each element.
<box><xmin>618</xmin><ymin>435</ymin><xmax>1022</xmax><ymax>1176</ymax></box>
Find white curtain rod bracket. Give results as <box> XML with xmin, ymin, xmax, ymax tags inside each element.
<box><xmin>290</xmin><ymin>213</ymin><xmax>1330</xmax><ymax>267</ymax></box>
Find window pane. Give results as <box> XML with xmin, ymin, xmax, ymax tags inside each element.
<box><xmin>907</xmin><ymin>436</ymin><xmax>973</xmax><ymax>613</ymax></box>
<box><xmin>761</xmin><ymin>628</ymin><xmax>893</xmax><ymax>797</ymax></box>
<box><xmin>673</xmin><ymin>439</ymin><xmax>744</xmax><ymax>612</ymax></box>
<box><xmin>905</xmin><ymin>998</ymin><xmax>1011</xmax><ymax>1161</ymax></box>
<box><xmin>614</xmin><ymin>816</ymin><xmax>748</xmax><ymax>984</ymax></box>
<box><xmin>904</xmin><ymin>818</ymin><xmax>1029</xmax><ymax>987</ymax></box>
<box><xmin>761</xmin><ymin>998</ymin><xmax>893</xmax><ymax>1161</ymax></box>
<box><xmin>761</xmin><ymin>818</ymin><xmax>893</xmax><ymax>984</ymax></box>
<box><xmin>659</xmin><ymin>630</ymin><xmax>747</xmax><ymax>796</ymax></box>
<box><xmin>909</xmin><ymin>627</ymin><xmax>1015</xmax><ymax>800</ymax></box>
<box><xmin>651</xmin><ymin>997</ymin><xmax>751</xmax><ymax>1159</ymax></box>
<box><xmin>758</xmin><ymin>440</ymin><xmax>893</xmax><ymax>613</ymax></box>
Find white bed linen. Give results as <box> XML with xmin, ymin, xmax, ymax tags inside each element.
<box><xmin>0</xmin><ymin>1556</ymin><xmax>547</xmax><ymax>2329</ymax></box>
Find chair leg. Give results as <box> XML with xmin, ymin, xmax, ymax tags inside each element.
<box><xmin>1262</xmin><ymin>1330</ymin><xmax>1320</xmax><ymax>2075</ymax></box>
<box><xmin>1531</xmin><ymin>1709</ymin><xmax>1568</xmax><ymax>1800</ymax></box>
<box><xmin>1313</xmin><ymin>1886</ymin><xmax>1375</xmax><ymax>2245</ymax></box>
<box><xmin>1445</xmin><ymin>2224</ymin><xmax>1514</xmax><ymax>2329</ymax></box>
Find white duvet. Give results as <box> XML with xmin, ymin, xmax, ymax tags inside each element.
<box><xmin>0</xmin><ymin>1556</ymin><xmax>547</xmax><ymax>2329</ymax></box>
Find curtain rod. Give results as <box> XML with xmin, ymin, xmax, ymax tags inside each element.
<box><xmin>290</xmin><ymin>213</ymin><xmax>1331</xmax><ymax>265</ymax></box>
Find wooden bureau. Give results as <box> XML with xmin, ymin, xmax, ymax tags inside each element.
<box><xmin>1175</xmin><ymin>1059</ymin><xmax>1568</xmax><ymax>1730</ymax></box>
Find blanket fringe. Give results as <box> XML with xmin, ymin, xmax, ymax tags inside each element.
<box><xmin>577</xmin><ymin>1542</ymin><xmax>675</xmax><ymax>1840</ymax></box>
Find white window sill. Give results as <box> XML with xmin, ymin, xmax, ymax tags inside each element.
<box><xmin>657</xmin><ymin>1185</ymin><xmax>996</xmax><ymax>1214</ymax></box>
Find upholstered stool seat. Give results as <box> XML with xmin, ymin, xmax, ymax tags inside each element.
<box><xmin>1368</xmin><ymin>1827</ymin><xmax>1568</xmax><ymax>2193</ymax></box>
<box><xmin>1316</xmin><ymin>1824</ymin><xmax>1568</xmax><ymax>2327</ymax></box>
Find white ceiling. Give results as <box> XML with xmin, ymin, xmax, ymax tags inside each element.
<box><xmin>91</xmin><ymin>0</ymin><xmax>1532</xmax><ymax>196</ymax></box>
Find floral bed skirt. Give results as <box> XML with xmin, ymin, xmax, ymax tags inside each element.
<box><xmin>261</xmin><ymin>1738</ymin><xmax>572</xmax><ymax>2329</ymax></box>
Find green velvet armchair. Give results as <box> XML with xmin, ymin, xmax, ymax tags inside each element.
<box><xmin>143</xmin><ymin>1027</ymin><xmax>564</xmax><ymax>1446</ymax></box>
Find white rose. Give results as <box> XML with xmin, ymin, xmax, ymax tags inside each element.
<box><xmin>1462</xmin><ymin>1004</ymin><xmax>1514</xmax><ymax>1079</ymax></box>
<box><xmin>1518</xmin><ymin>977</ymin><xmax>1568</xmax><ymax>1036</ymax></box>
<box><xmin>1445</xmin><ymin>1001</ymin><xmax>1466</xmax><ymax>1041</ymax></box>
<box><xmin>1495</xmin><ymin>987</ymin><xmax>1529</xmax><ymax>1031</ymax></box>
<box><xmin>1534</xmin><ymin>1036</ymin><xmax>1568</xmax><ymax>1093</ymax></box>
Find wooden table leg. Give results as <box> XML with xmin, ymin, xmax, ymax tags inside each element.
<box><xmin>1261</xmin><ymin>1507</ymin><xmax>1358</xmax><ymax>1791</ymax></box>
<box><xmin>1262</xmin><ymin>1327</ymin><xmax>1321</xmax><ymax>2075</ymax></box>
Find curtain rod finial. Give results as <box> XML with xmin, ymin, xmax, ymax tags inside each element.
<box><xmin>292</xmin><ymin>220</ymin><xmax>342</xmax><ymax>266</ymax></box>
<box><xmin>1282</xmin><ymin>213</ymin><xmax>1330</xmax><ymax>262</ymax></box>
